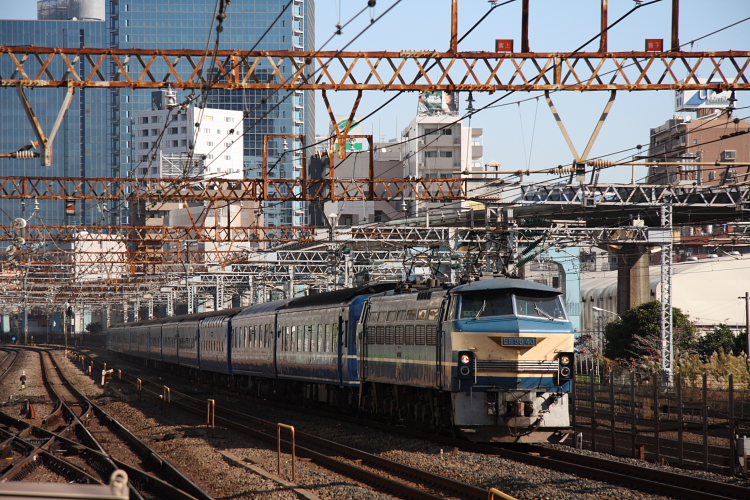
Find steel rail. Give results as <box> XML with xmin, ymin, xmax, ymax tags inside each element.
<box><xmin>0</xmin><ymin>409</ymin><xmax>201</xmax><ymax>500</ymax></box>
<box><xmin>0</xmin><ymin>348</ymin><xmax>19</xmax><ymax>381</ymax></box>
<box><xmin>43</xmin><ymin>348</ymin><xmax>213</xmax><ymax>500</ymax></box>
<box><xmin>130</xmin><ymin>380</ymin><xmax>481</xmax><ymax>500</ymax></box>
<box><xmin>87</xmin><ymin>345</ymin><xmax>750</xmax><ymax>500</ymax></box>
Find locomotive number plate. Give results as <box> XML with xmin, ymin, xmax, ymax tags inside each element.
<box><xmin>501</xmin><ymin>337</ymin><xmax>537</xmax><ymax>347</ymax></box>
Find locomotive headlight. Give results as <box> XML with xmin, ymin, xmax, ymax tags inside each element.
<box><xmin>457</xmin><ymin>351</ymin><xmax>474</xmax><ymax>381</ymax></box>
<box><xmin>557</xmin><ymin>351</ymin><xmax>574</xmax><ymax>383</ymax></box>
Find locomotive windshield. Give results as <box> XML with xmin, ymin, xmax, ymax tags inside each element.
<box><xmin>514</xmin><ymin>292</ymin><xmax>566</xmax><ymax>320</ymax></box>
<box><xmin>457</xmin><ymin>291</ymin><xmax>513</xmax><ymax>319</ymax></box>
<box><xmin>456</xmin><ymin>290</ymin><xmax>566</xmax><ymax>320</ymax></box>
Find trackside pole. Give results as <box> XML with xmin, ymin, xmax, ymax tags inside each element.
<box><xmin>277</xmin><ymin>423</ymin><xmax>296</xmax><ymax>481</ymax></box>
<box><xmin>207</xmin><ymin>400</ymin><xmax>216</xmax><ymax>437</ymax></box>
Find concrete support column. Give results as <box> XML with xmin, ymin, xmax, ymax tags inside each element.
<box><xmin>615</xmin><ymin>245</ymin><xmax>651</xmax><ymax>316</ymax></box>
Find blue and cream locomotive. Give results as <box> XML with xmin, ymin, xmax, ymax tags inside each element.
<box><xmin>107</xmin><ymin>278</ymin><xmax>574</xmax><ymax>442</ymax></box>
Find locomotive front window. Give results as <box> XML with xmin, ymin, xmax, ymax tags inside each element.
<box><xmin>458</xmin><ymin>291</ymin><xmax>513</xmax><ymax>318</ymax></box>
<box><xmin>515</xmin><ymin>292</ymin><xmax>566</xmax><ymax>320</ymax></box>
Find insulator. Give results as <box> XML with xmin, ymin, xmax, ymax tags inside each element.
<box><xmin>549</xmin><ymin>166</ymin><xmax>575</xmax><ymax>174</ymax></box>
<box><xmin>13</xmin><ymin>150</ymin><xmax>39</xmax><ymax>159</ymax></box>
<box><xmin>587</xmin><ymin>159</ymin><xmax>614</xmax><ymax>169</ymax></box>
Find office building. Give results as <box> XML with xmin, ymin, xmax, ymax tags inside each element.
<box><xmin>1</xmin><ymin>0</ymin><xmax>315</xmax><ymax>229</ymax></box>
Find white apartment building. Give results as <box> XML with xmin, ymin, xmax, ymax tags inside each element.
<box><xmin>133</xmin><ymin>91</ymin><xmax>244</xmax><ymax>180</ymax></box>
<box><xmin>401</xmin><ymin>114</ymin><xmax>483</xmax><ymax>214</ymax></box>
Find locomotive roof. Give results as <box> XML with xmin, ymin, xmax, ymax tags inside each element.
<box><xmin>235</xmin><ymin>298</ymin><xmax>292</xmax><ymax>317</ymax></box>
<box><xmin>285</xmin><ymin>282</ymin><xmax>398</xmax><ymax>309</ymax></box>
<box><xmin>451</xmin><ymin>278</ymin><xmax>561</xmax><ymax>295</ymax></box>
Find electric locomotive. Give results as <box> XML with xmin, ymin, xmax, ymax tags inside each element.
<box><xmin>359</xmin><ymin>278</ymin><xmax>574</xmax><ymax>442</ymax></box>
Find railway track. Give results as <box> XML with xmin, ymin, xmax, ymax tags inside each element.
<box><xmin>0</xmin><ymin>347</ymin><xmax>212</xmax><ymax>500</ymax></box>
<box><xmin>80</xmin><ymin>347</ymin><xmax>750</xmax><ymax>500</ymax></box>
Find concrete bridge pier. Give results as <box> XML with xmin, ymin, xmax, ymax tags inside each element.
<box><xmin>613</xmin><ymin>245</ymin><xmax>651</xmax><ymax>317</ymax></box>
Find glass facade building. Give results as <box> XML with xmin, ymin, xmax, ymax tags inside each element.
<box><xmin>1</xmin><ymin>0</ymin><xmax>315</xmax><ymax>228</ymax></box>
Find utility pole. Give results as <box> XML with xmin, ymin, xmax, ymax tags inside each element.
<box><xmin>22</xmin><ymin>270</ymin><xmax>28</xmax><ymax>345</ymax></box>
<box><xmin>660</xmin><ymin>203</ymin><xmax>674</xmax><ymax>386</ymax></box>
<box><xmin>741</xmin><ymin>292</ymin><xmax>750</xmax><ymax>356</ymax></box>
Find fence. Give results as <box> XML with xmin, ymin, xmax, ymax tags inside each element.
<box><xmin>572</xmin><ymin>369</ymin><xmax>750</xmax><ymax>475</ymax></box>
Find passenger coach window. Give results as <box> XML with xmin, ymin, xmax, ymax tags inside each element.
<box><xmin>458</xmin><ymin>291</ymin><xmax>513</xmax><ymax>319</ymax></box>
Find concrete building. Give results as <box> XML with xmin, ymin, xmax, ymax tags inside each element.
<box><xmin>401</xmin><ymin>114</ymin><xmax>483</xmax><ymax>215</ymax></box>
<box><xmin>133</xmin><ymin>91</ymin><xmax>244</xmax><ymax>180</ymax></box>
<box><xmin>646</xmin><ymin>111</ymin><xmax>750</xmax><ymax>186</ymax></box>
<box><xmin>308</xmin><ymin>144</ymin><xmax>402</xmax><ymax>228</ymax></box>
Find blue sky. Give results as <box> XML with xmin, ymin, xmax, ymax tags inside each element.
<box><xmin>2</xmin><ymin>0</ymin><xmax>748</xmax><ymax>184</ymax></box>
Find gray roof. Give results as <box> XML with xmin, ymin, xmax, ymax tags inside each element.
<box><xmin>451</xmin><ymin>278</ymin><xmax>561</xmax><ymax>295</ymax></box>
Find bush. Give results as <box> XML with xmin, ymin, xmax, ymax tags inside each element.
<box><xmin>603</xmin><ymin>301</ymin><xmax>697</xmax><ymax>363</ymax></box>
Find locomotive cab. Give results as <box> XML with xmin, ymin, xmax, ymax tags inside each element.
<box><xmin>445</xmin><ymin>279</ymin><xmax>575</xmax><ymax>443</ymax></box>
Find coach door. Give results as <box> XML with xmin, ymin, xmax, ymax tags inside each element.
<box><xmin>337</xmin><ymin>311</ymin><xmax>344</xmax><ymax>387</ymax></box>
<box><xmin>359</xmin><ymin>303</ymin><xmax>370</xmax><ymax>382</ymax></box>
<box><xmin>436</xmin><ymin>297</ymin><xmax>448</xmax><ymax>389</ymax></box>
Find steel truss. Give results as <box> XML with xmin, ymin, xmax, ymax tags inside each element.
<box><xmin>0</xmin><ymin>175</ymin><xmax>467</xmax><ymax>202</ymax></box>
<box><xmin>2</xmin><ymin>48</ymin><xmax>749</xmax><ymax>92</ymax></box>
<box><xmin>506</xmin><ymin>183</ymin><xmax>750</xmax><ymax>207</ymax></box>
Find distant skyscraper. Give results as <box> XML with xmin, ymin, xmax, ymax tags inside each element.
<box><xmin>0</xmin><ymin>0</ymin><xmax>314</xmax><ymax>228</ymax></box>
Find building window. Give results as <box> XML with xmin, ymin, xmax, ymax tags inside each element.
<box><xmin>442</xmin><ymin>128</ymin><xmax>453</xmax><ymax>135</ymax></box>
<box><xmin>138</xmin><ymin>142</ymin><xmax>149</xmax><ymax>149</ymax></box>
<box><xmin>207</xmin><ymin>141</ymin><xmax>214</xmax><ymax>147</ymax></box>
<box><xmin>225</xmin><ymin>155</ymin><xmax>231</xmax><ymax>160</ymax></box>
<box><xmin>225</xmin><ymin>142</ymin><xmax>232</xmax><ymax>148</ymax></box>
<box><xmin>439</xmin><ymin>151</ymin><xmax>453</xmax><ymax>158</ymax></box>
<box><xmin>207</xmin><ymin>154</ymin><xmax>214</xmax><ymax>160</ymax></box>
<box><xmin>225</xmin><ymin>117</ymin><xmax>234</xmax><ymax>123</ymax></box>
<box><xmin>171</xmin><ymin>140</ymin><xmax>179</xmax><ymax>147</ymax></box>
<box><xmin>181</xmin><ymin>140</ymin><xmax>187</xmax><ymax>147</ymax></box>
<box><xmin>138</xmin><ymin>130</ymin><xmax>148</xmax><ymax>137</ymax></box>
<box><xmin>139</xmin><ymin>117</ymin><xmax>148</xmax><ymax>124</ymax></box>
<box><xmin>424</xmin><ymin>151</ymin><xmax>437</xmax><ymax>158</ymax></box>
<box><xmin>709</xmin><ymin>171</ymin><xmax>717</xmax><ymax>181</ymax></box>
<box><xmin>205</xmin><ymin>116</ymin><xmax>213</xmax><ymax>121</ymax></box>
<box><xmin>169</xmin><ymin>127</ymin><xmax>178</xmax><ymax>134</ymax></box>
<box><xmin>181</xmin><ymin>127</ymin><xmax>187</xmax><ymax>133</ymax></box>
<box><xmin>374</xmin><ymin>210</ymin><xmax>383</xmax><ymax>222</ymax></box>
<box><xmin>151</xmin><ymin>129</ymin><xmax>159</xmax><ymax>136</ymax></box>
<box><xmin>204</xmin><ymin>128</ymin><xmax>210</xmax><ymax>133</ymax></box>
<box><xmin>217</xmin><ymin>129</ymin><xmax>222</xmax><ymax>134</ymax></box>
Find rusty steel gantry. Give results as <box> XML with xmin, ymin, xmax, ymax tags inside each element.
<box><xmin>1</xmin><ymin>0</ymin><xmax>749</xmax><ymax>321</ymax></box>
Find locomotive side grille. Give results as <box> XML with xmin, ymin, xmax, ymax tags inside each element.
<box><xmin>415</xmin><ymin>325</ymin><xmax>426</xmax><ymax>345</ymax></box>
<box><xmin>395</xmin><ymin>325</ymin><xmax>404</xmax><ymax>345</ymax></box>
<box><xmin>426</xmin><ymin>325</ymin><xmax>437</xmax><ymax>346</ymax></box>
<box><xmin>367</xmin><ymin>326</ymin><xmax>376</xmax><ymax>344</ymax></box>
<box><xmin>405</xmin><ymin>325</ymin><xmax>415</xmax><ymax>345</ymax></box>
<box><xmin>385</xmin><ymin>325</ymin><xmax>395</xmax><ymax>344</ymax></box>
<box><xmin>376</xmin><ymin>326</ymin><xmax>385</xmax><ymax>344</ymax></box>
<box><xmin>475</xmin><ymin>360</ymin><xmax>558</xmax><ymax>373</ymax></box>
